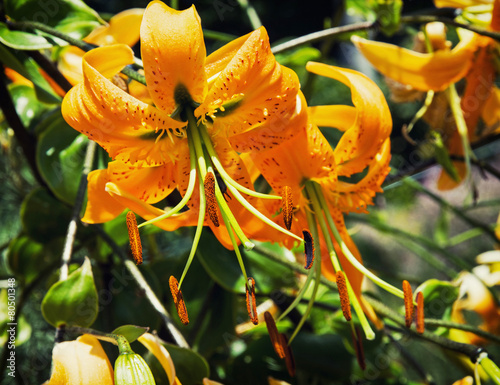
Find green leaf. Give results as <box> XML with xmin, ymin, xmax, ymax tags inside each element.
<box><xmin>0</xmin><ymin>23</ymin><xmax>56</xmax><ymax>50</ymax></box>
<box><xmin>0</xmin><ymin>44</ymin><xmax>61</xmax><ymax>103</ymax></box>
<box><xmin>196</xmin><ymin>231</ymin><xmax>246</xmax><ymax>293</ymax></box>
<box><xmin>373</xmin><ymin>0</ymin><xmax>402</xmax><ymax>36</ymax></box>
<box><xmin>36</xmin><ymin>111</ymin><xmax>88</xmax><ymax>204</ymax></box>
<box><xmin>0</xmin><ymin>290</ymin><xmax>32</xmax><ymax>347</ymax></box>
<box><xmin>112</xmin><ymin>325</ymin><xmax>149</xmax><ymax>344</ymax></box>
<box><xmin>164</xmin><ymin>343</ymin><xmax>210</xmax><ymax>385</ymax></box>
<box><xmin>275</xmin><ymin>46</ymin><xmax>321</xmax><ymax>67</ymax></box>
<box><xmin>4</xmin><ymin>0</ymin><xmax>102</xmax><ymax>40</ymax></box>
<box><xmin>416</xmin><ymin>279</ymin><xmax>459</xmax><ymax>325</ymax></box>
<box><xmin>41</xmin><ymin>257</ymin><xmax>98</xmax><ymax>328</ymax></box>
<box><xmin>434</xmin><ymin>206</ymin><xmax>449</xmax><ymax>247</ymax></box>
<box><xmin>20</xmin><ymin>187</ymin><xmax>72</xmax><ymax>243</ymax></box>
<box><xmin>8</xmin><ymin>84</ymin><xmax>51</xmax><ymax>129</ymax></box>
<box><xmin>432</xmin><ymin>131</ymin><xmax>460</xmax><ymax>182</ymax></box>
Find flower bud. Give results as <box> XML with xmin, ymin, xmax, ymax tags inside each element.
<box><xmin>114</xmin><ymin>352</ymin><xmax>156</xmax><ymax>385</ymax></box>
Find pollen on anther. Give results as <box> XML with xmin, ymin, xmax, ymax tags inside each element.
<box><xmin>264</xmin><ymin>311</ymin><xmax>285</xmax><ymax>359</ymax></box>
<box><xmin>403</xmin><ymin>280</ymin><xmax>414</xmax><ymax>328</ymax></box>
<box><xmin>204</xmin><ymin>172</ymin><xmax>219</xmax><ymax>227</ymax></box>
<box><xmin>169</xmin><ymin>276</ymin><xmax>189</xmax><ymax>325</ymax></box>
<box><xmin>416</xmin><ymin>291</ymin><xmax>424</xmax><ymax>334</ymax></box>
<box><xmin>302</xmin><ymin>229</ymin><xmax>314</xmax><ymax>269</ymax></box>
<box><xmin>336</xmin><ymin>271</ymin><xmax>352</xmax><ymax>321</ymax></box>
<box><xmin>282</xmin><ymin>186</ymin><xmax>293</xmax><ymax>230</ymax></box>
<box><xmin>126</xmin><ymin>211</ymin><xmax>142</xmax><ymax>265</ymax></box>
<box><xmin>246</xmin><ymin>277</ymin><xmax>258</xmax><ymax>325</ymax></box>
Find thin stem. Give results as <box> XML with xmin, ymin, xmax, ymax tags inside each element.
<box><xmin>236</xmin><ymin>0</ymin><xmax>262</xmax><ymax>30</ymax></box>
<box><xmin>26</xmin><ymin>50</ymin><xmax>72</xmax><ymax>93</ymax></box>
<box><xmin>59</xmin><ymin>141</ymin><xmax>96</xmax><ymax>281</ymax></box>
<box><xmin>401</xmin><ymin>15</ymin><xmax>500</xmax><ymax>42</ymax></box>
<box><xmin>403</xmin><ymin>177</ymin><xmax>499</xmax><ymax>243</ymax></box>
<box><xmin>271</xmin><ymin>21</ymin><xmax>377</xmax><ymax>54</ymax></box>
<box><xmin>423</xmin><ymin>318</ymin><xmax>500</xmax><ymax>345</ymax></box>
<box><xmin>91</xmin><ymin>225</ymin><xmax>190</xmax><ymax>349</ymax></box>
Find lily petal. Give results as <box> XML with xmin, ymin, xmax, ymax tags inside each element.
<box><xmin>62</xmin><ymin>44</ymin><xmax>186</xmax><ymax>165</ymax></box>
<box><xmin>309</xmin><ymin>105</ymin><xmax>357</xmax><ymax>132</ymax></box>
<box><xmin>82</xmin><ymin>169</ymin><xmax>126</xmax><ymax>223</ymax></box>
<box><xmin>86</xmin><ymin>8</ymin><xmax>144</xmax><ymax>47</ymax></box>
<box><xmin>198</xmin><ymin>27</ymin><xmax>300</xmax><ymax>152</ymax></box>
<box><xmin>306</xmin><ymin>62</ymin><xmax>392</xmax><ymax>177</ymax></box>
<box><xmin>138</xmin><ymin>333</ymin><xmax>176</xmax><ymax>385</ymax></box>
<box><xmin>351</xmin><ymin>31</ymin><xmax>477</xmax><ymax>91</ymax></box>
<box><xmin>43</xmin><ymin>335</ymin><xmax>113</xmax><ymax>385</ymax></box>
<box><xmin>141</xmin><ymin>1</ymin><xmax>206</xmax><ymax>111</ymax></box>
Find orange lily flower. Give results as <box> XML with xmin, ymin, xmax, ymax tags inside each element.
<box><xmin>352</xmin><ymin>2</ymin><xmax>500</xmax><ymax>189</ymax></box>
<box><xmin>43</xmin><ymin>333</ymin><xmax>189</xmax><ymax>385</ymax></box>
<box><xmin>62</xmin><ymin>0</ymin><xmax>303</xmax><ymax>319</ymax></box>
<box><xmin>251</xmin><ymin>63</ymin><xmax>393</xmax><ymax>338</ymax></box>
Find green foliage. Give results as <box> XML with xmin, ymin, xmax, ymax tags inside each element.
<box><xmin>112</xmin><ymin>325</ymin><xmax>149</xmax><ymax>343</ymax></box>
<box><xmin>41</xmin><ymin>257</ymin><xmax>98</xmax><ymax>327</ymax></box>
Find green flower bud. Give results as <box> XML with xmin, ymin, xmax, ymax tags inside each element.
<box><xmin>114</xmin><ymin>352</ymin><xmax>156</xmax><ymax>385</ymax></box>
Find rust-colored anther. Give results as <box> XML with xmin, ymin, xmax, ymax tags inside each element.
<box><xmin>416</xmin><ymin>291</ymin><xmax>425</xmax><ymax>334</ymax></box>
<box><xmin>282</xmin><ymin>186</ymin><xmax>293</xmax><ymax>230</ymax></box>
<box><xmin>264</xmin><ymin>311</ymin><xmax>285</xmax><ymax>359</ymax></box>
<box><xmin>336</xmin><ymin>271</ymin><xmax>351</xmax><ymax>321</ymax></box>
<box><xmin>246</xmin><ymin>277</ymin><xmax>258</xmax><ymax>325</ymax></box>
<box><xmin>204</xmin><ymin>172</ymin><xmax>219</xmax><ymax>227</ymax></box>
<box><xmin>169</xmin><ymin>276</ymin><xmax>189</xmax><ymax>325</ymax></box>
<box><xmin>302</xmin><ymin>229</ymin><xmax>315</xmax><ymax>270</ymax></box>
<box><xmin>402</xmin><ymin>280</ymin><xmax>414</xmax><ymax>328</ymax></box>
<box><xmin>351</xmin><ymin>326</ymin><xmax>366</xmax><ymax>371</ymax></box>
<box><xmin>126</xmin><ymin>211</ymin><xmax>143</xmax><ymax>265</ymax></box>
<box><xmin>279</xmin><ymin>333</ymin><xmax>296</xmax><ymax>377</ymax></box>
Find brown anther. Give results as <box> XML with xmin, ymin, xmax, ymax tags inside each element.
<box><xmin>351</xmin><ymin>326</ymin><xmax>366</xmax><ymax>370</ymax></box>
<box><xmin>402</xmin><ymin>280</ymin><xmax>414</xmax><ymax>328</ymax></box>
<box><xmin>246</xmin><ymin>277</ymin><xmax>258</xmax><ymax>325</ymax></box>
<box><xmin>282</xmin><ymin>186</ymin><xmax>293</xmax><ymax>230</ymax></box>
<box><xmin>169</xmin><ymin>276</ymin><xmax>189</xmax><ymax>325</ymax></box>
<box><xmin>336</xmin><ymin>271</ymin><xmax>351</xmax><ymax>321</ymax></box>
<box><xmin>416</xmin><ymin>291</ymin><xmax>425</xmax><ymax>334</ymax></box>
<box><xmin>302</xmin><ymin>229</ymin><xmax>314</xmax><ymax>270</ymax></box>
<box><xmin>126</xmin><ymin>211</ymin><xmax>142</xmax><ymax>265</ymax></box>
<box><xmin>279</xmin><ymin>333</ymin><xmax>296</xmax><ymax>377</ymax></box>
<box><xmin>264</xmin><ymin>311</ymin><xmax>285</xmax><ymax>359</ymax></box>
<box><xmin>204</xmin><ymin>172</ymin><xmax>219</xmax><ymax>227</ymax></box>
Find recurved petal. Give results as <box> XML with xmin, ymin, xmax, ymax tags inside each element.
<box><xmin>138</xmin><ymin>333</ymin><xmax>176</xmax><ymax>385</ymax></box>
<box><xmin>62</xmin><ymin>44</ymin><xmax>186</xmax><ymax>165</ymax></box>
<box><xmin>306</xmin><ymin>62</ymin><xmax>392</xmax><ymax>177</ymax></box>
<box><xmin>82</xmin><ymin>169</ymin><xmax>126</xmax><ymax>223</ymax></box>
<box><xmin>86</xmin><ymin>8</ymin><xmax>144</xmax><ymax>47</ymax></box>
<box><xmin>107</xmin><ymin>160</ymin><xmax>178</xmax><ymax>204</ymax></box>
<box><xmin>198</xmin><ymin>27</ymin><xmax>300</xmax><ymax>152</ymax></box>
<box><xmin>351</xmin><ymin>31</ymin><xmax>477</xmax><ymax>91</ymax></box>
<box><xmin>309</xmin><ymin>105</ymin><xmax>357</xmax><ymax>132</ymax></box>
<box><xmin>44</xmin><ymin>335</ymin><xmax>113</xmax><ymax>385</ymax></box>
<box><xmin>434</xmin><ymin>0</ymin><xmax>492</xmax><ymax>7</ymax></box>
<box><xmin>141</xmin><ymin>1</ymin><xmax>206</xmax><ymax>112</ymax></box>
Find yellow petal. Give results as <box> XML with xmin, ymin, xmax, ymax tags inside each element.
<box><xmin>138</xmin><ymin>333</ymin><xmax>176</xmax><ymax>385</ymax></box>
<box><xmin>58</xmin><ymin>46</ymin><xmax>85</xmax><ymax>85</ymax></box>
<box><xmin>351</xmin><ymin>31</ymin><xmax>477</xmax><ymax>91</ymax></box>
<box><xmin>203</xmin><ymin>378</ymin><xmax>225</xmax><ymax>385</ymax></box>
<box><xmin>86</xmin><ymin>8</ymin><xmax>144</xmax><ymax>47</ymax></box>
<box><xmin>141</xmin><ymin>1</ymin><xmax>206</xmax><ymax>111</ymax></box>
<box><xmin>308</xmin><ymin>105</ymin><xmax>356</xmax><ymax>132</ymax></box>
<box><xmin>44</xmin><ymin>335</ymin><xmax>113</xmax><ymax>385</ymax></box>
<box><xmin>306</xmin><ymin>62</ymin><xmax>392</xmax><ymax>177</ymax></box>
<box><xmin>434</xmin><ymin>0</ymin><xmax>492</xmax><ymax>7</ymax></box>
<box><xmin>482</xmin><ymin>86</ymin><xmax>500</xmax><ymax>130</ymax></box>
<box><xmin>82</xmin><ymin>169</ymin><xmax>125</xmax><ymax>223</ymax></box>
<box><xmin>62</xmin><ymin>44</ymin><xmax>186</xmax><ymax>165</ymax></box>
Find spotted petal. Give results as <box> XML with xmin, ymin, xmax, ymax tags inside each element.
<box><xmin>306</xmin><ymin>63</ymin><xmax>392</xmax><ymax>177</ymax></box>
<box><xmin>141</xmin><ymin>1</ymin><xmax>206</xmax><ymax>112</ymax></box>
<box><xmin>62</xmin><ymin>44</ymin><xmax>186</xmax><ymax>166</ymax></box>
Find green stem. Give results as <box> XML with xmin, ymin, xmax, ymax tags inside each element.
<box><xmin>423</xmin><ymin>318</ymin><xmax>500</xmax><ymax>345</ymax></box>
<box><xmin>236</xmin><ymin>0</ymin><xmax>262</xmax><ymax>30</ymax></box>
<box><xmin>480</xmin><ymin>355</ymin><xmax>500</xmax><ymax>385</ymax></box>
<box><xmin>403</xmin><ymin>177</ymin><xmax>499</xmax><ymax>243</ymax></box>
<box><xmin>271</xmin><ymin>21</ymin><xmax>377</xmax><ymax>54</ymax></box>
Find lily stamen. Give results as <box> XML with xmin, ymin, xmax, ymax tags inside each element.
<box><xmin>246</xmin><ymin>277</ymin><xmax>258</xmax><ymax>325</ymax></box>
<box><xmin>337</xmin><ymin>271</ymin><xmax>352</xmax><ymax>322</ymax></box>
<box><xmin>204</xmin><ymin>171</ymin><xmax>220</xmax><ymax>227</ymax></box>
<box><xmin>282</xmin><ymin>186</ymin><xmax>293</xmax><ymax>230</ymax></box>
<box><xmin>169</xmin><ymin>276</ymin><xmax>189</xmax><ymax>325</ymax></box>
<box><xmin>280</xmin><ymin>333</ymin><xmax>296</xmax><ymax>377</ymax></box>
<box><xmin>403</xmin><ymin>280</ymin><xmax>414</xmax><ymax>328</ymax></box>
<box><xmin>302</xmin><ymin>229</ymin><xmax>315</xmax><ymax>270</ymax></box>
<box><xmin>264</xmin><ymin>311</ymin><xmax>285</xmax><ymax>359</ymax></box>
<box><xmin>416</xmin><ymin>291</ymin><xmax>425</xmax><ymax>334</ymax></box>
<box><xmin>126</xmin><ymin>211</ymin><xmax>143</xmax><ymax>265</ymax></box>
<box><xmin>351</xmin><ymin>326</ymin><xmax>366</xmax><ymax>371</ymax></box>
